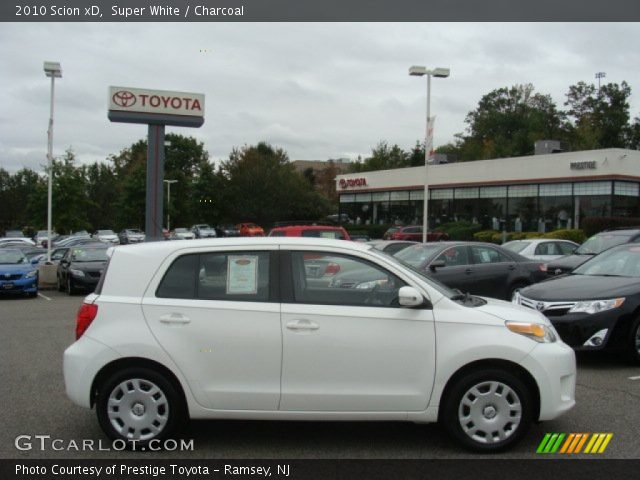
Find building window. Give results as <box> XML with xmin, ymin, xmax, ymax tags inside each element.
<box><xmin>431</xmin><ymin>189</ymin><xmax>453</xmax><ymax>200</ymax></box>
<box><xmin>480</xmin><ymin>186</ymin><xmax>507</xmax><ymax>198</ymax></box>
<box><xmin>539</xmin><ymin>183</ymin><xmax>572</xmax><ymax>197</ymax></box>
<box><xmin>339</xmin><ymin>194</ymin><xmax>355</xmax><ymax>203</ymax></box>
<box><xmin>614</xmin><ymin>181</ymin><xmax>640</xmax><ymax>197</ymax></box>
<box><xmin>410</xmin><ymin>190</ymin><xmax>424</xmax><ymax>200</ymax></box>
<box><xmin>508</xmin><ymin>185</ymin><xmax>538</xmax><ymax>198</ymax></box>
<box><xmin>574</xmin><ymin>181</ymin><xmax>612</xmax><ymax>196</ymax></box>
<box><xmin>454</xmin><ymin>187</ymin><xmax>479</xmax><ymax>199</ymax></box>
<box><xmin>390</xmin><ymin>191</ymin><xmax>410</xmax><ymax>201</ymax></box>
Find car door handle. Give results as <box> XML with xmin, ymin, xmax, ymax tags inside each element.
<box><xmin>465</xmin><ymin>268</ymin><xmax>473</xmax><ymax>274</ymax></box>
<box><xmin>159</xmin><ymin>313</ymin><xmax>191</xmax><ymax>324</ymax></box>
<box><xmin>508</xmin><ymin>264</ymin><xmax>516</xmax><ymax>270</ymax></box>
<box><xmin>286</xmin><ymin>320</ymin><xmax>319</xmax><ymax>331</ymax></box>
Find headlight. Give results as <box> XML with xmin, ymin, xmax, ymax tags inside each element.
<box><xmin>25</xmin><ymin>270</ymin><xmax>37</xmax><ymax>278</ymax></box>
<box><xmin>569</xmin><ymin>298</ymin><xmax>625</xmax><ymax>314</ymax></box>
<box><xmin>506</xmin><ymin>321</ymin><xmax>557</xmax><ymax>343</ymax></box>
<box><xmin>355</xmin><ymin>279</ymin><xmax>388</xmax><ymax>290</ymax></box>
<box><xmin>69</xmin><ymin>269</ymin><xmax>85</xmax><ymax>277</ymax></box>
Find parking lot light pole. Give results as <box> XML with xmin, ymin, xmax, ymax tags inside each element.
<box><xmin>409</xmin><ymin>65</ymin><xmax>449</xmax><ymax>243</ymax></box>
<box><xmin>44</xmin><ymin>61</ymin><xmax>62</xmax><ymax>262</ymax></box>
<box><xmin>164</xmin><ymin>179</ymin><xmax>178</xmax><ymax>232</ymax></box>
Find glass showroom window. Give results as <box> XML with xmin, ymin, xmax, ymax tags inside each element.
<box><xmin>539</xmin><ymin>183</ymin><xmax>573</xmax><ymax>231</ymax></box>
<box><xmin>409</xmin><ymin>190</ymin><xmax>424</xmax><ymax>227</ymax></box>
<box><xmin>613</xmin><ymin>182</ymin><xmax>640</xmax><ymax>217</ymax></box>
<box><xmin>389</xmin><ymin>191</ymin><xmax>411</xmax><ymax>225</ymax></box>
<box><xmin>478</xmin><ymin>186</ymin><xmax>507</xmax><ymax>230</ymax></box>
<box><xmin>574</xmin><ymin>181</ymin><xmax>612</xmax><ymax>221</ymax></box>
<box><xmin>452</xmin><ymin>187</ymin><xmax>480</xmax><ymax>223</ymax></box>
<box><xmin>338</xmin><ymin>194</ymin><xmax>358</xmax><ymax>224</ymax></box>
<box><xmin>507</xmin><ymin>185</ymin><xmax>538</xmax><ymax>232</ymax></box>
<box><xmin>354</xmin><ymin>193</ymin><xmax>373</xmax><ymax>224</ymax></box>
<box><xmin>371</xmin><ymin>192</ymin><xmax>391</xmax><ymax>224</ymax></box>
<box><xmin>431</xmin><ymin>189</ymin><xmax>453</xmax><ymax>227</ymax></box>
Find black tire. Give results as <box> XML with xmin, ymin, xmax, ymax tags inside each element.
<box><xmin>28</xmin><ymin>291</ymin><xmax>38</xmax><ymax>298</ymax></box>
<box><xmin>440</xmin><ymin>368</ymin><xmax>533</xmax><ymax>452</ymax></box>
<box><xmin>508</xmin><ymin>281</ymin><xmax>529</xmax><ymax>301</ymax></box>
<box><xmin>96</xmin><ymin>367</ymin><xmax>185</xmax><ymax>448</ymax></box>
<box><xmin>626</xmin><ymin>316</ymin><xmax>640</xmax><ymax>365</ymax></box>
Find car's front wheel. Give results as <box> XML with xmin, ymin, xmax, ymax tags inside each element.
<box><xmin>627</xmin><ymin>316</ymin><xmax>640</xmax><ymax>364</ymax></box>
<box><xmin>96</xmin><ymin>368</ymin><xmax>184</xmax><ymax>447</ymax></box>
<box><xmin>440</xmin><ymin>368</ymin><xmax>533</xmax><ymax>452</ymax></box>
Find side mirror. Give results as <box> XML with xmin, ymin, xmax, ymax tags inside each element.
<box><xmin>398</xmin><ymin>286</ymin><xmax>430</xmax><ymax>308</ymax></box>
<box><xmin>429</xmin><ymin>259</ymin><xmax>446</xmax><ymax>271</ymax></box>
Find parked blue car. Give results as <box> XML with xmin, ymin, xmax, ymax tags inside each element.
<box><xmin>0</xmin><ymin>248</ymin><xmax>38</xmax><ymax>297</ymax></box>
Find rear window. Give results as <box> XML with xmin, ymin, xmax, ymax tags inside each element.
<box><xmin>301</xmin><ymin>229</ymin><xmax>346</xmax><ymax>240</ymax></box>
<box><xmin>156</xmin><ymin>251</ymin><xmax>272</xmax><ymax>302</ymax></box>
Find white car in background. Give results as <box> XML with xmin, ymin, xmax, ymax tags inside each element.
<box><xmin>502</xmin><ymin>239</ymin><xmax>579</xmax><ymax>262</ymax></box>
<box><xmin>93</xmin><ymin>229</ymin><xmax>120</xmax><ymax>245</ymax></box>
<box><xmin>171</xmin><ymin>227</ymin><xmax>196</xmax><ymax>240</ymax></box>
<box><xmin>64</xmin><ymin>238</ymin><xmax>576</xmax><ymax>452</ymax></box>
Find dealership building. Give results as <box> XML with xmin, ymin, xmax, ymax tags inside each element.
<box><xmin>335</xmin><ymin>148</ymin><xmax>640</xmax><ymax>232</ymax></box>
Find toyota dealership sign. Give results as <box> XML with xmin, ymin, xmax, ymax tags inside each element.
<box><xmin>108</xmin><ymin>86</ymin><xmax>204</xmax><ymax>127</ymax></box>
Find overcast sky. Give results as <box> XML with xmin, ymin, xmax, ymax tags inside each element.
<box><xmin>1</xmin><ymin>22</ymin><xmax>639</xmax><ymax>173</ymax></box>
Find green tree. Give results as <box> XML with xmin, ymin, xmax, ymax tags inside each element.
<box><xmin>220</xmin><ymin>142</ymin><xmax>330</xmax><ymax>225</ymax></box>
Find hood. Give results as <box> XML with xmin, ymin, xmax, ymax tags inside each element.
<box><xmin>476</xmin><ymin>296</ymin><xmax>550</xmax><ymax>325</ymax></box>
<box><xmin>70</xmin><ymin>260</ymin><xmax>107</xmax><ymax>272</ymax></box>
<box><xmin>0</xmin><ymin>264</ymin><xmax>36</xmax><ymax>275</ymax></box>
<box><xmin>546</xmin><ymin>254</ymin><xmax>593</xmax><ymax>271</ymax></box>
<box><xmin>521</xmin><ymin>274</ymin><xmax>640</xmax><ymax>301</ymax></box>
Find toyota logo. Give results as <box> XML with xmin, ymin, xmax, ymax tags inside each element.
<box><xmin>339</xmin><ymin>179</ymin><xmax>347</xmax><ymax>189</ymax></box>
<box><xmin>535</xmin><ymin>302</ymin><xmax>546</xmax><ymax>312</ymax></box>
<box><xmin>112</xmin><ymin>90</ymin><xmax>136</xmax><ymax>107</ymax></box>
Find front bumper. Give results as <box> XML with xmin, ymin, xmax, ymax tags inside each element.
<box><xmin>520</xmin><ymin>340</ymin><xmax>576</xmax><ymax>421</ymax></box>
<box><xmin>69</xmin><ymin>273</ymin><xmax>101</xmax><ymax>290</ymax></box>
<box><xmin>546</xmin><ymin>308</ymin><xmax>633</xmax><ymax>351</ymax></box>
<box><xmin>0</xmin><ymin>275</ymin><xmax>37</xmax><ymax>294</ymax></box>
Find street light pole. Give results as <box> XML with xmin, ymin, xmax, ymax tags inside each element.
<box><xmin>164</xmin><ymin>179</ymin><xmax>178</xmax><ymax>231</ymax></box>
<box><xmin>44</xmin><ymin>61</ymin><xmax>61</xmax><ymax>263</ymax></box>
<box><xmin>409</xmin><ymin>66</ymin><xmax>449</xmax><ymax>243</ymax></box>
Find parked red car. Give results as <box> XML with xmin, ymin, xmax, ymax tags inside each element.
<box><xmin>389</xmin><ymin>225</ymin><xmax>449</xmax><ymax>242</ymax></box>
<box><xmin>236</xmin><ymin>223</ymin><xmax>265</xmax><ymax>237</ymax></box>
<box><xmin>268</xmin><ymin>224</ymin><xmax>350</xmax><ymax>240</ymax></box>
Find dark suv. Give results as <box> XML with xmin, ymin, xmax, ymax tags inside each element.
<box><xmin>546</xmin><ymin>228</ymin><xmax>640</xmax><ymax>276</ymax></box>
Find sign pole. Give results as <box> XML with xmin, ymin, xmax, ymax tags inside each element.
<box><xmin>146</xmin><ymin>124</ymin><xmax>165</xmax><ymax>242</ymax></box>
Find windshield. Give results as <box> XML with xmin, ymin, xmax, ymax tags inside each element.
<box><xmin>573</xmin><ymin>245</ymin><xmax>640</xmax><ymax>277</ymax></box>
<box><xmin>71</xmin><ymin>248</ymin><xmax>108</xmax><ymax>262</ymax></box>
<box><xmin>369</xmin><ymin>246</ymin><xmax>458</xmax><ymax>298</ymax></box>
<box><xmin>393</xmin><ymin>243</ymin><xmax>444</xmax><ymax>268</ymax></box>
<box><xmin>127</xmin><ymin>229</ymin><xmax>143</xmax><ymax>234</ymax></box>
<box><xmin>97</xmin><ymin>230</ymin><xmax>115</xmax><ymax>235</ymax></box>
<box><xmin>576</xmin><ymin>233</ymin><xmax>633</xmax><ymax>255</ymax></box>
<box><xmin>502</xmin><ymin>241</ymin><xmax>530</xmax><ymax>254</ymax></box>
<box><xmin>175</xmin><ymin>228</ymin><xmax>188</xmax><ymax>233</ymax></box>
<box><xmin>0</xmin><ymin>250</ymin><xmax>27</xmax><ymax>264</ymax></box>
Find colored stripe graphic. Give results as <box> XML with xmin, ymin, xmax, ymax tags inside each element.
<box><xmin>538</xmin><ymin>433</ymin><xmax>613</xmax><ymax>454</ymax></box>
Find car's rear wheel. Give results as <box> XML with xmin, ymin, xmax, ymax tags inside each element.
<box><xmin>96</xmin><ymin>368</ymin><xmax>184</xmax><ymax>447</ymax></box>
<box><xmin>440</xmin><ymin>369</ymin><xmax>533</xmax><ymax>452</ymax></box>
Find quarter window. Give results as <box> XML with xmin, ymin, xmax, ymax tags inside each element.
<box><xmin>290</xmin><ymin>252</ymin><xmax>406</xmax><ymax>307</ymax></box>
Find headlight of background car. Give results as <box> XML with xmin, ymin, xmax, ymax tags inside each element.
<box><xmin>506</xmin><ymin>321</ymin><xmax>557</xmax><ymax>343</ymax></box>
<box><xmin>356</xmin><ymin>279</ymin><xmax>388</xmax><ymax>290</ymax></box>
<box><xmin>25</xmin><ymin>270</ymin><xmax>37</xmax><ymax>278</ymax></box>
<box><xmin>569</xmin><ymin>298</ymin><xmax>625</xmax><ymax>314</ymax></box>
<box><xmin>69</xmin><ymin>269</ymin><xmax>85</xmax><ymax>278</ymax></box>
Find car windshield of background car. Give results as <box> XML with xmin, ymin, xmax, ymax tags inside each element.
<box><xmin>573</xmin><ymin>245</ymin><xmax>640</xmax><ymax>277</ymax></box>
<box><xmin>576</xmin><ymin>233</ymin><xmax>634</xmax><ymax>255</ymax></box>
<box><xmin>0</xmin><ymin>250</ymin><xmax>27</xmax><ymax>264</ymax></box>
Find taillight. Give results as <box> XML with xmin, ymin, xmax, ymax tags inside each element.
<box><xmin>76</xmin><ymin>303</ymin><xmax>98</xmax><ymax>340</ymax></box>
<box><xmin>324</xmin><ymin>262</ymin><xmax>341</xmax><ymax>275</ymax></box>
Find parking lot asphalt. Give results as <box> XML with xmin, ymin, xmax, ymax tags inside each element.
<box><xmin>1</xmin><ymin>291</ymin><xmax>639</xmax><ymax>460</ymax></box>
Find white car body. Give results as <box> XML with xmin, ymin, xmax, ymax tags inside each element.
<box><xmin>94</xmin><ymin>230</ymin><xmax>120</xmax><ymax>244</ymax></box>
<box><xmin>502</xmin><ymin>239</ymin><xmax>579</xmax><ymax>262</ymax></box>
<box><xmin>0</xmin><ymin>237</ymin><xmax>37</xmax><ymax>247</ymax></box>
<box><xmin>172</xmin><ymin>228</ymin><xmax>196</xmax><ymax>240</ymax></box>
<box><xmin>64</xmin><ymin>238</ymin><xmax>575</xmax><ymax>451</ymax></box>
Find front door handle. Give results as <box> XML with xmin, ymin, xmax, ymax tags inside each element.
<box><xmin>286</xmin><ymin>319</ymin><xmax>319</xmax><ymax>331</ymax></box>
<box><xmin>159</xmin><ymin>313</ymin><xmax>191</xmax><ymax>324</ymax></box>
<box><xmin>465</xmin><ymin>268</ymin><xmax>473</xmax><ymax>274</ymax></box>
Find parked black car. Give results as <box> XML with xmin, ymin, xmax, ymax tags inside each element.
<box><xmin>515</xmin><ymin>243</ymin><xmax>640</xmax><ymax>363</ymax></box>
<box><xmin>57</xmin><ymin>245</ymin><xmax>109</xmax><ymax>295</ymax></box>
<box><xmin>215</xmin><ymin>224</ymin><xmax>240</xmax><ymax>237</ymax></box>
<box><xmin>331</xmin><ymin>241</ymin><xmax>547</xmax><ymax>301</ymax></box>
<box><xmin>546</xmin><ymin>228</ymin><xmax>640</xmax><ymax>276</ymax></box>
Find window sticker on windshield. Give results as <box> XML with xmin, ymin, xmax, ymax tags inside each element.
<box><xmin>226</xmin><ymin>255</ymin><xmax>259</xmax><ymax>294</ymax></box>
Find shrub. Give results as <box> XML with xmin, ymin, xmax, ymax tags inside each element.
<box><xmin>581</xmin><ymin>217</ymin><xmax>640</xmax><ymax>237</ymax></box>
<box><xmin>542</xmin><ymin>229</ymin><xmax>586</xmax><ymax>243</ymax></box>
<box><xmin>473</xmin><ymin>230</ymin><xmax>499</xmax><ymax>243</ymax></box>
<box><xmin>435</xmin><ymin>221</ymin><xmax>482</xmax><ymax>241</ymax></box>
